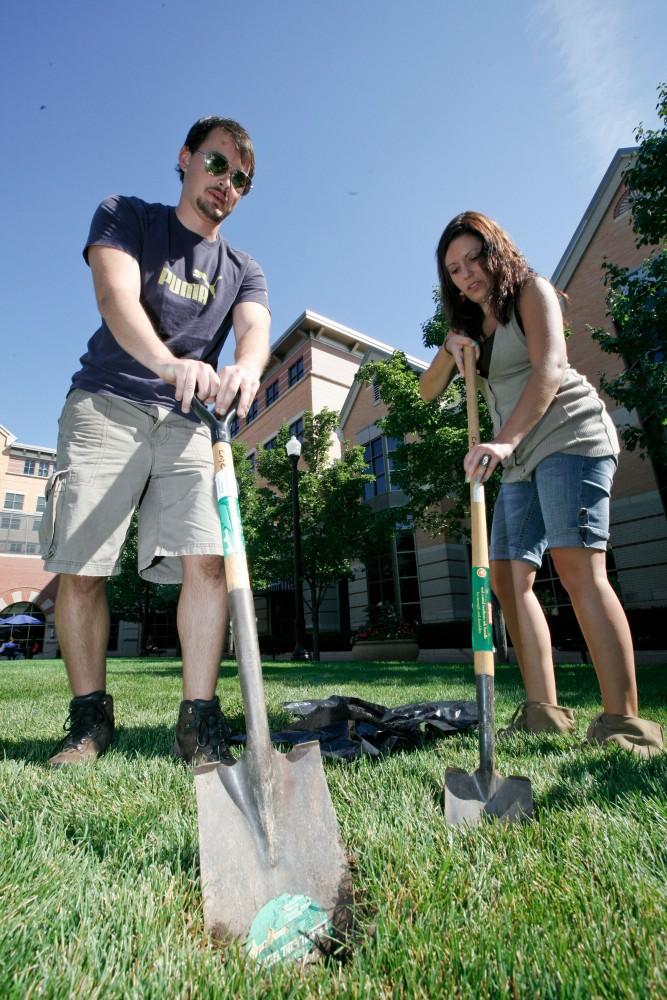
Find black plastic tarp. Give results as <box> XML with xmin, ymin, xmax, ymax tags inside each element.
<box><xmin>232</xmin><ymin>694</ymin><xmax>478</xmax><ymax>760</ymax></box>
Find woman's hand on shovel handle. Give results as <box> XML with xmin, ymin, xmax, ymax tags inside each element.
<box><xmin>464</xmin><ymin>441</ymin><xmax>513</xmax><ymax>482</ymax></box>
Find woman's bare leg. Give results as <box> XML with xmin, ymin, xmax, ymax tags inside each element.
<box><xmin>491</xmin><ymin>558</ymin><xmax>557</xmax><ymax>703</ymax></box>
<box><xmin>550</xmin><ymin>548</ymin><xmax>637</xmax><ymax>715</ymax></box>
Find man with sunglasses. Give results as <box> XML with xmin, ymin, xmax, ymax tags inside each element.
<box><xmin>42</xmin><ymin>116</ymin><xmax>270</xmax><ymax>768</ymax></box>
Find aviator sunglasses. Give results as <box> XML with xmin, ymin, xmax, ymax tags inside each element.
<box><xmin>194</xmin><ymin>150</ymin><xmax>253</xmax><ymax>196</ymax></box>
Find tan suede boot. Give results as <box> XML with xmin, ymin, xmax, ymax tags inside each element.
<box><xmin>586</xmin><ymin>713</ymin><xmax>664</xmax><ymax>759</ymax></box>
<box><xmin>499</xmin><ymin>701</ymin><xmax>576</xmax><ymax>737</ymax></box>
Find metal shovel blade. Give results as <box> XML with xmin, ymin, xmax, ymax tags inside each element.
<box><xmin>444</xmin><ymin>765</ymin><xmax>534</xmax><ymax>827</ymax></box>
<box><xmin>194</xmin><ymin>739</ymin><xmax>351</xmax><ymax>960</ymax></box>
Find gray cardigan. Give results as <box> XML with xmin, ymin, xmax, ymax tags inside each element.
<box><xmin>481</xmin><ymin>311</ymin><xmax>619</xmax><ymax>483</ymax></box>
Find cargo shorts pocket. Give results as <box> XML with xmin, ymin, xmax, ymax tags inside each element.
<box><xmin>39</xmin><ymin>469</ymin><xmax>70</xmax><ymax>559</ymax></box>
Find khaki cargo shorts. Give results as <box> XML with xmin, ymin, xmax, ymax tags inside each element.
<box><xmin>40</xmin><ymin>390</ymin><xmax>222</xmax><ymax>583</ymax></box>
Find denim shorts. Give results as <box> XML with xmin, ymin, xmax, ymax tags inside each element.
<box><xmin>489</xmin><ymin>452</ymin><xmax>618</xmax><ymax>567</ymax></box>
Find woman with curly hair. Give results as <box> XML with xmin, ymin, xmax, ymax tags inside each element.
<box><xmin>421</xmin><ymin>211</ymin><xmax>662</xmax><ymax>756</ymax></box>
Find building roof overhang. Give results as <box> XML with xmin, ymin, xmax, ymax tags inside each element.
<box><xmin>266</xmin><ymin>309</ymin><xmax>426</xmax><ymax>371</ymax></box>
<box><xmin>551</xmin><ymin>147</ymin><xmax>637</xmax><ymax>290</ymax></box>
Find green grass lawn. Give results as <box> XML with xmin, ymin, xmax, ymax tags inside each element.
<box><xmin>1</xmin><ymin>657</ymin><xmax>666</xmax><ymax>999</ymax></box>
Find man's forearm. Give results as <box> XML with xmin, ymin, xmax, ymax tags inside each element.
<box><xmin>97</xmin><ymin>286</ymin><xmax>176</xmax><ymax>374</ymax></box>
<box><xmin>233</xmin><ymin>325</ymin><xmax>270</xmax><ymax>378</ymax></box>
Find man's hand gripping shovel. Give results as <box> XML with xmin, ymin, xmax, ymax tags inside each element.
<box><xmin>190</xmin><ymin>397</ymin><xmax>351</xmax><ymax>965</ymax></box>
<box><xmin>443</xmin><ymin>346</ymin><xmax>534</xmax><ymax>826</ymax></box>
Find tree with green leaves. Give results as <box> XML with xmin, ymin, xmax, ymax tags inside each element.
<box><xmin>247</xmin><ymin>408</ymin><xmax>395</xmax><ymax>660</ymax></box>
<box><xmin>356</xmin><ymin>351</ymin><xmax>497</xmax><ymax>539</ymax></box>
<box><xmin>622</xmin><ymin>83</ymin><xmax>667</xmax><ymax>247</ymax></box>
<box><xmin>590</xmin><ymin>83</ymin><xmax>667</xmax><ymax>513</ymax></box>
<box><xmin>356</xmin><ymin>353</ymin><xmax>509</xmax><ymax>659</ymax></box>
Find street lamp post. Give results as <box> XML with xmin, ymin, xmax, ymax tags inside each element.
<box><xmin>286</xmin><ymin>435</ymin><xmax>307</xmax><ymax>660</ymax></box>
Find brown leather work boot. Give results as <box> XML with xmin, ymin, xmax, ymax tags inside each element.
<box><xmin>171</xmin><ymin>695</ymin><xmax>235</xmax><ymax>766</ymax></box>
<box><xmin>48</xmin><ymin>692</ymin><xmax>115</xmax><ymax>767</ymax></box>
<box><xmin>499</xmin><ymin>700</ymin><xmax>576</xmax><ymax>737</ymax></box>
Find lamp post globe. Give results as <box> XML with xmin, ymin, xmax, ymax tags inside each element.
<box><xmin>286</xmin><ymin>436</ymin><xmax>307</xmax><ymax>659</ymax></box>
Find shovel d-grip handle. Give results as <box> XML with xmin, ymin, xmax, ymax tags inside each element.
<box><xmin>464</xmin><ymin>345</ymin><xmax>494</xmax><ymax>679</ymax></box>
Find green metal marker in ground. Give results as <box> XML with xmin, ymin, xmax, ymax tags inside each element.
<box><xmin>190</xmin><ymin>397</ymin><xmax>351</xmax><ymax>961</ymax></box>
<box><xmin>246</xmin><ymin>894</ymin><xmax>332</xmax><ymax>966</ymax></box>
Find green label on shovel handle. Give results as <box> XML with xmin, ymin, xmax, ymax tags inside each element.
<box><xmin>217</xmin><ymin>496</ymin><xmax>245</xmax><ymax>556</ymax></box>
<box><xmin>246</xmin><ymin>893</ymin><xmax>332</xmax><ymax>966</ymax></box>
<box><xmin>471</xmin><ymin>566</ymin><xmax>494</xmax><ymax>652</ymax></box>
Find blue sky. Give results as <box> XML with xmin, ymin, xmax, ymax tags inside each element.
<box><xmin>2</xmin><ymin>0</ymin><xmax>665</xmax><ymax>447</ymax></box>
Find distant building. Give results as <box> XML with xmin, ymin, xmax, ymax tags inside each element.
<box><xmin>0</xmin><ymin>424</ymin><xmax>59</xmax><ymax>654</ymax></box>
<box><xmin>230</xmin><ymin>310</ymin><xmax>451</xmax><ymax>648</ymax></box>
<box><xmin>0</xmin><ymin>425</ymin><xmax>144</xmax><ymax>657</ymax></box>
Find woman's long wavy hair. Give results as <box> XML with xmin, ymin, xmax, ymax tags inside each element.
<box><xmin>436</xmin><ymin>211</ymin><xmax>533</xmax><ymax>339</ymax></box>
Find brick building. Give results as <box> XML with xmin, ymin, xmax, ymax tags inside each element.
<box><xmin>551</xmin><ymin>147</ymin><xmax>667</xmax><ymax>637</ymax></box>
<box><xmin>230</xmin><ymin>310</ymin><xmax>436</xmax><ymax>647</ymax></box>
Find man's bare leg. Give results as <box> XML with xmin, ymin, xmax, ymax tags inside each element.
<box><xmin>179</xmin><ymin>555</ymin><xmax>228</xmax><ymax>701</ymax></box>
<box><xmin>55</xmin><ymin>574</ymin><xmax>109</xmax><ymax>695</ymax></box>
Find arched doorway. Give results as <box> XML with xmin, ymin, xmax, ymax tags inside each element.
<box><xmin>0</xmin><ymin>601</ymin><xmax>46</xmax><ymax>658</ymax></box>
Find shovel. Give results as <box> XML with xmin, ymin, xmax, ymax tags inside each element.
<box><xmin>443</xmin><ymin>346</ymin><xmax>533</xmax><ymax>826</ymax></box>
<box><xmin>190</xmin><ymin>397</ymin><xmax>351</xmax><ymax>964</ymax></box>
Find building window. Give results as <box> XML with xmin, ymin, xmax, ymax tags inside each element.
<box><xmin>36</xmin><ymin>496</ymin><xmax>46</xmax><ymax>512</ymax></box>
<box><xmin>38</xmin><ymin>461</ymin><xmax>50</xmax><ymax>477</ymax></box>
<box><xmin>363</xmin><ymin>436</ymin><xmax>400</xmax><ymax>500</ymax></box>
<box><xmin>25</xmin><ymin>543</ymin><xmax>39</xmax><ymax>554</ymax></box>
<box><xmin>264</xmin><ymin>436</ymin><xmax>278</xmax><ymax>451</ymax></box>
<box><xmin>1</xmin><ymin>515</ymin><xmax>21</xmax><ymax>530</ymax></box>
<box><xmin>372</xmin><ymin>381</ymin><xmax>381</xmax><ymax>405</ymax></box>
<box><xmin>246</xmin><ymin>400</ymin><xmax>258</xmax><ymax>425</ymax></box>
<box><xmin>288</xmin><ymin>357</ymin><xmax>304</xmax><ymax>387</ymax></box>
<box><xmin>229</xmin><ymin>416</ymin><xmax>240</xmax><ymax>438</ymax></box>
<box><xmin>613</xmin><ymin>189</ymin><xmax>631</xmax><ymax>219</ymax></box>
<box><xmin>4</xmin><ymin>493</ymin><xmax>24</xmax><ymax>511</ymax></box>
<box><xmin>265</xmin><ymin>380</ymin><xmax>280</xmax><ymax>407</ymax></box>
<box><xmin>395</xmin><ymin>531</ymin><xmax>421</xmax><ymax>624</ymax></box>
<box><xmin>247</xmin><ymin>452</ymin><xmax>256</xmax><ymax>471</ymax></box>
<box><xmin>365</xmin><ymin>530</ymin><xmax>421</xmax><ymax>624</ymax></box>
<box><xmin>289</xmin><ymin>417</ymin><xmax>304</xmax><ymax>442</ymax></box>
<box><xmin>33</xmin><ymin>517</ymin><xmax>42</xmax><ymax>532</ymax></box>
<box><xmin>23</xmin><ymin>459</ymin><xmax>36</xmax><ymax>476</ymax></box>
<box><xmin>366</xmin><ymin>548</ymin><xmax>395</xmax><ymax>607</ymax></box>
<box><xmin>9</xmin><ymin>542</ymin><xmax>23</xmax><ymax>553</ymax></box>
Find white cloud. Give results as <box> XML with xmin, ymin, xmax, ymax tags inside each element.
<box><xmin>531</xmin><ymin>0</ymin><xmax>643</xmax><ymax>168</ymax></box>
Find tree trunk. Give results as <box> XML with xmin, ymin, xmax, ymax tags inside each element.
<box><xmin>140</xmin><ymin>581</ymin><xmax>151</xmax><ymax>655</ymax></box>
<box><xmin>310</xmin><ymin>597</ymin><xmax>321</xmax><ymax>662</ymax></box>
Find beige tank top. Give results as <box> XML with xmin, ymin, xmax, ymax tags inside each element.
<box><xmin>480</xmin><ymin>311</ymin><xmax>619</xmax><ymax>483</ymax></box>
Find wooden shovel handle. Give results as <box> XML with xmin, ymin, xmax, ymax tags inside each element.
<box><xmin>464</xmin><ymin>345</ymin><xmax>481</xmax><ymax>449</ymax></box>
<box><xmin>464</xmin><ymin>345</ymin><xmax>494</xmax><ymax>677</ymax></box>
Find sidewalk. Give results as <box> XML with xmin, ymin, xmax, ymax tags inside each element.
<box><xmin>305</xmin><ymin>648</ymin><xmax>667</xmax><ymax>664</ymax></box>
